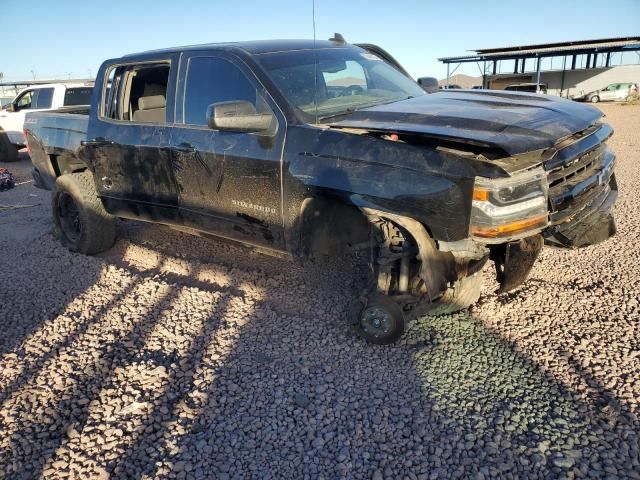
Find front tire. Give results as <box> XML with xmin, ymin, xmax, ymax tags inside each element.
<box><xmin>352</xmin><ymin>294</ymin><xmax>405</xmax><ymax>345</ymax></box>
<box><xmin>52</xmin><ymin>171</ymin><xmax>116</xmax><ymax>254</ymax></box>
<box><xmin>590</xmin><ymin>95</ymin><xmax>600</xmax><ymax>103</ymax></box>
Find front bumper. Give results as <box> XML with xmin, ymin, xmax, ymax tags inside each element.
<box><xmin>541</xmin><ymin>123</ymin><xmax>618</xmax><ymax>248</ymax></box>
<box><xmin>543</xmin><ymin>176</ymin><xmax>617</xmax><ymax>247</ymax></box>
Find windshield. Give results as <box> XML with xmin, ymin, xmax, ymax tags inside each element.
<box><xmin>257</xmin><ymin>47</ymin><xmax>425</xmax><ymax>123</ymax></box>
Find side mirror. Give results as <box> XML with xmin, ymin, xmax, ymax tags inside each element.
<box><xmin>6</xmin><ymin>103</ymin><xmax>16</xmax><ymax>112</ymax></box>
<box><xmin>206</xmin><ymin>100</ymin><xmax>275</xmax><ymax>134</ymax></box>
<box><xmin>417</xmin><ymin>77</ymin><xmax>440</xmax><ymax>93</ymax></box>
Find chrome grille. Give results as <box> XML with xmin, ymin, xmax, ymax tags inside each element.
<box><xmin>544</xmin><ymin>124</ymin><xmax>615</xmax><ymax>226</ymax></box>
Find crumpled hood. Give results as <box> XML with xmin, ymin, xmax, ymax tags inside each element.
<box><xmin>327</xmin><ymin>90</ymin><xmax>603</xmax><ymax>156</ymax></box>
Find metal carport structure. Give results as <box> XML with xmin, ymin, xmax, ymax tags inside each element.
<box><xmin>438</xmin><ymin>36</ymin><xmax>640</xmax><ymax>93</ymax></box>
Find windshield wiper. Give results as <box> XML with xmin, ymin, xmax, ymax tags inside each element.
<box><xmin>377</xmin><ymin>95</ymin><xmax>415</xmax><ymax>106</ymax></box>
<box><xmin>318</xmin><ymin>107</ymin><xmax>358</xmax><ymax>123</ymax></box>
<box><xmin>318</xmin><ymin>96</ymin><xmax>417</xmax><ymax>123</ymax></box>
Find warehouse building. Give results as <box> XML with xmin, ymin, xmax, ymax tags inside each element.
<box><xmin>439</xmin><ymin>36</ymin><xmax>640</xmax><ymax>98</ymax></box>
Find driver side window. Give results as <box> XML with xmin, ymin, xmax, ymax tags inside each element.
<box><xmin>183</xmin><ymin>56</ymin><xmax>267</xmax><ymax>126</ymax></box>
<box><xmin>15</xmin><ymin>90</ymin><xmax>34</xmax><ymax>110</ymax></box>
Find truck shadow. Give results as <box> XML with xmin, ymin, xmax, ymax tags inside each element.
<box><xmin>0</xmin><ymin>233</ymin><xmax>105</xmax><ymax>358</ymax></box>
<box><xmin>1</xmin><ymin>226</ymin><xmax>639</xmax><ymax>479</ymax></box>
<box><xmin>138</xmin><ymin>307</ymin><xmax>638</xmax><ymax>479</ymax></box>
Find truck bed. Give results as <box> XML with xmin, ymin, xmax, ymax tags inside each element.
<box><xmin>24</xmin><ymin>106</ymin><xmax>89</xmax><ymax>190</ymax></box>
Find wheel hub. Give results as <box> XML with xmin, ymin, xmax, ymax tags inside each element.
<box><xmin>59</xmin><ymin>193</ymin><xmax>82</xmax><ymax>242</ymax></box>
<box><xmin>361</xmin><ymin>306</ymin><xmax>392</xmax><ymax>337</ymax></box>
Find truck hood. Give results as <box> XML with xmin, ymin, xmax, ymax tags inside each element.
<box><xmin>327</xmin><ymin>90</ymin><xmax>603</xmax><ymax>156</ymax></box>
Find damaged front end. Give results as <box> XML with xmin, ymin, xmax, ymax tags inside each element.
<box><xmin>435</xmin><ymin>121</ymin><xmax>618</xmax><ymax>295</ymax></box>
<box><xmin>476</xmin><ymin>122</ymin><xmax>618</xmax><ymax>292</ymax></box>
<box><xmin>348</xmin><ymin>124</ymin><xmax>617</xmax><ymax>302</ymax></box>
<box><xmin>540</xmin><ymin>124</ymin><xmax>618</xmax><ymax>248</ymax></box>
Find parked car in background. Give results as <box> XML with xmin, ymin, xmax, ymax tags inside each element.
<box><xmin>0</xmin><ymin>83</ymin><xmax>93</xmax><ymax>161</ymax></box>
<box><xmin>505</xmin><ymin>83</ymin><xmax>548</xmax><ymax>94</ymax></box>
<box><xmin>0</xmin><ymin>97</ymin><xmax>13</xmax><ymax>108</ymax></box>
<box><xmin>440</xmin><ymin>84</ymin><xmax>462</xmax><ymax>89</ymax></box>
<box><xmin>578</xmin><ymin>83</ymin><xmax>639</xmax><ymax>103</ymax></box>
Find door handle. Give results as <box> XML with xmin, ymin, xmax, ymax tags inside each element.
<box><xmin>81</xmin><ymin>138</ymin><xmax>113</xmax><ymax>147</ymax></box>
<box><xmin>174</xmin><ymin>143</ymin><xmax>196</xmax><ymax>153</ymax></box>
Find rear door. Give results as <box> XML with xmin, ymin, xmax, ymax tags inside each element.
<box><xmin>170</xmin><ymin>52</ymin><xmax>286</xmax><ymax>249</ymax></box>
<box><xmin>615</xmin><ymin>83</ymin><xmax>630</xmax><ymax>100</ymax></box>
<box><xmin>85</xmin><ymin>54</ymin><xmax>181</xmax><ymax>222</ymax></box>
<box><xmin>600</xmin><ymin>84</ymin><xmax>617</xmax><ymax>101</ymax></box>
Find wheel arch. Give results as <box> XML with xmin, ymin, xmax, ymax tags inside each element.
<box><xmin>295</xmin><ymin>195</ymin><xmax>371</xmax><ymax>258</ymax></box>
<box><xmin>360</xmin><ymin>207</ymin><xmax>456</xmax><ymax>301</ymax></box>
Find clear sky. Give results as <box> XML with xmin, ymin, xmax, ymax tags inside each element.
<box><xmin>1</xmin><ymin>0</ymin><xmax>639</xmax><ymax>82</ymax></box>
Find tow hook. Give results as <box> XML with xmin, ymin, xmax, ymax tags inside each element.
<box><xmin>490</xmin><ymin>235</ymin><xmax>543</xmax><ymax>293</ymax></box>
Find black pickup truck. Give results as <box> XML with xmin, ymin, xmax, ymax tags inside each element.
<box><xmin>25</xmin><ymin>38</ymin><xmax>618</xmax><ymax>344</ymax></box>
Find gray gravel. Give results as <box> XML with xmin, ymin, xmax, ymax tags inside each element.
<box><xmin>1</xmin><ymin>104</ymin><xmax>639</xmax><ymax>479</ymax></box>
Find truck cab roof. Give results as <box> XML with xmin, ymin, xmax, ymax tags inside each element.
<box><xmin>124</xmin><ymin>39</ymin><xmax>350</xmax><ymax>59</ymax></box>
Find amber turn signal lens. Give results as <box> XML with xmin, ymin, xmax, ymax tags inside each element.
<box><xmin>472</xmin><ymin>188</ymin><xmax>489</xmax><ymax>202</ymax></box>
<box><xmin>471</xmin><ymin>214</ymin><xmax>548</xmax><ymax>238</ymax></box>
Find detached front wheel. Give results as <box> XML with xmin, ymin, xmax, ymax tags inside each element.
<box><xmin>53</xmin><ymin>171</ymin><xmax>116</xmax><ymax>254</ymax></box>
<box><xmin>352</xmin><ymin>294</ymin><xmax>405</xmax><ymax>345</ymax></box>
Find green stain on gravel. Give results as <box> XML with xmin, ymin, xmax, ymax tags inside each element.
<box><xmin>407</xmin><ymin>313</ymin><xmax>590</xmax><ymax>450</ymax></box>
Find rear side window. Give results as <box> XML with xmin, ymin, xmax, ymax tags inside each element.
<box><xmin>183</xmin><ymin>57</ymin><xmax>258</xmax><ymax>126</ymax></box>
<box><xmin>102</xmin><ymin>62</ymin><xmax>170</xmax><ymax>123</ymax></box>
<box><xmin>32</xmin><ymin>88</ymin><xmax>54</xmax><ymax>109</ymax></box>
<box><xmin>64</xmin><ymin>87</ymin><xmax>93</xmax><ymax>106</ymax></box>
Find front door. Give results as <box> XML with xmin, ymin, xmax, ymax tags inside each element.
<box><xmin>170</xmin><ymin>53</ymin><xmax>286</xmax><ymax>249</ymax></box>
<box><xmin>85</xmin><ymin>56</ymin><xmax>181</xmax><ymax>223</ymax></box>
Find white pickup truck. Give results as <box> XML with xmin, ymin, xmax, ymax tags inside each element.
<box><xmin>0</xmin><ymin>83</ymin><xmax>92</xmax><ymax>161</ymax></box>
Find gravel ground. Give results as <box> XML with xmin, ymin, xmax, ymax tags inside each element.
<box><xmin>0</xmin><ymin>104</ymin><xmax>639</xmax><ymax>479</ymax></box>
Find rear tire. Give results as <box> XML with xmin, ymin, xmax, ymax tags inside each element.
<box><xmin>590</xmin><ymin>95</ymin><xmax>600</xmax><ymax>103</ymax></box>
<box><xmin>424</xmin><ymin>273</ymin><xmax>482</xmax><ymax>316</ymax></box>
<box><xmin>52</xmin><ymin>171</ymin><xmax>116</xmax><ymax>254</ymax></box>
<box><xmin>0</xmin><ymin>131</ymin><xmax>18</xmax><ymax>162</ymax></box>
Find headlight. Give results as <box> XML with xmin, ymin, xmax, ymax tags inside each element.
<box><xmin>470</xmin><ymin>168</ymin><xmax>549</xmax><ymax>242</ymax></box>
